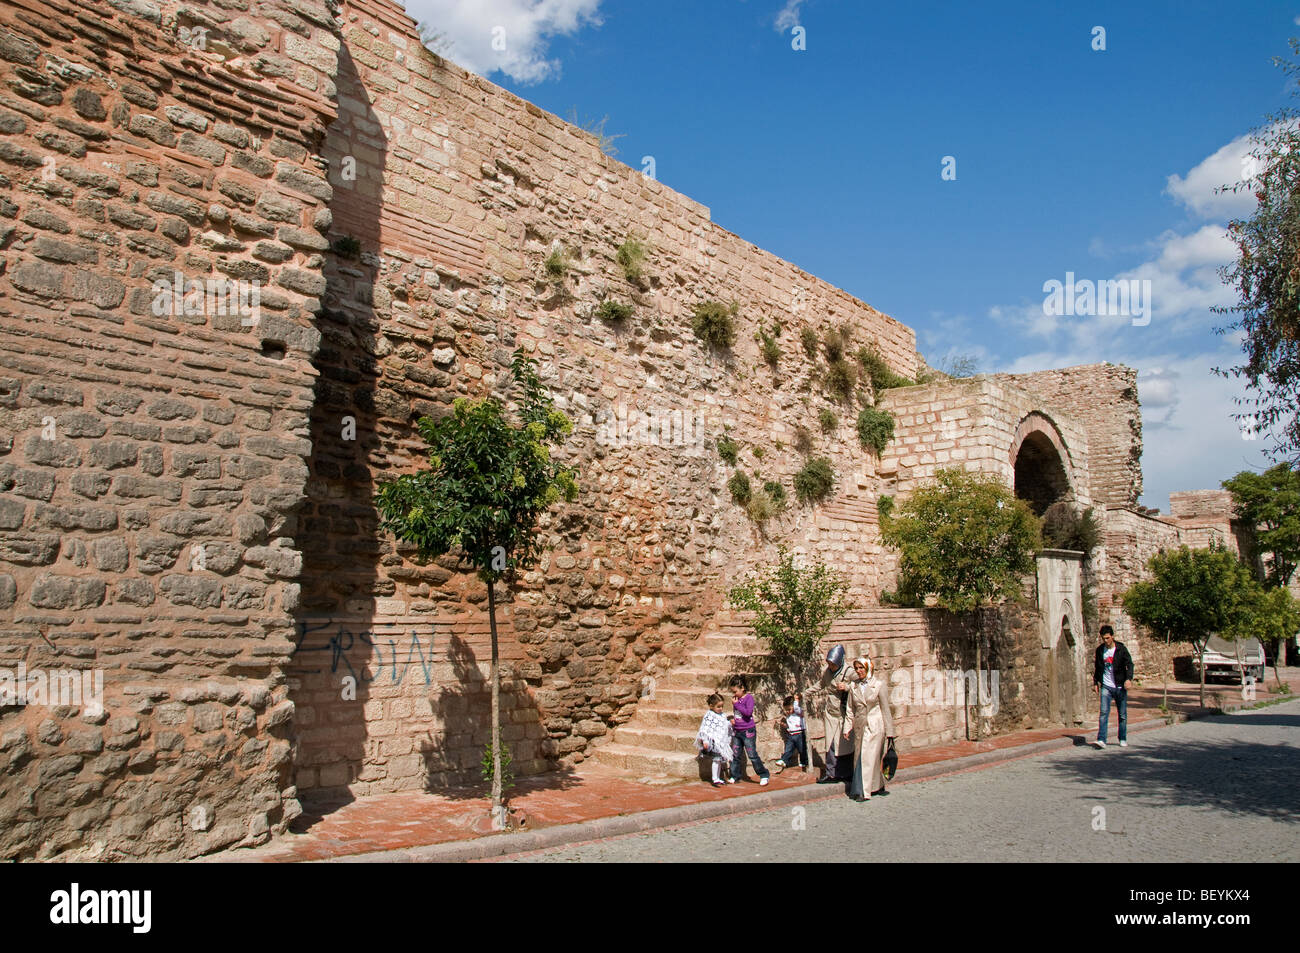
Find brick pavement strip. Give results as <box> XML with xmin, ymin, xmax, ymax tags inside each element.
<box><xmin>504</xmin><ymin>698</ymin><xmax>1300</xmax><ymax>863</ymax></box>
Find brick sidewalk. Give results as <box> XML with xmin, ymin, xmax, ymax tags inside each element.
<box><xmin>214</xmin><ymin>671</ymin><xmax>1298</xmax><ymax>863</ymax></box>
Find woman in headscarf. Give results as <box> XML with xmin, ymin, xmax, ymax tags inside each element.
<box><xmin>841</xmin><ymin>656</ymin><xmax>895</xmax><ymax>801</ymax></box>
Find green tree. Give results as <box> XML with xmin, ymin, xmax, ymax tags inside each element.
<box><xmin>729</xmin><ymin>547</ymin><xmax>851</xmax><ymax>692</ymax></box>
<box><xmin>1233</xmin><ymin>584</ymin><xmax>1300</xmax><ymax>692</ymax></box>
<box><xmin>1121</xmin><ymin>543</ymin><xmax>1259</xmax><ymax>709</ymax></box>
<box><xmin>879</xmin><ymin>468</ymin><xmax>1041</xmax><ymax>738</ymax></box>
<box><xmin>1223</xmin><ymin>463</ymin><xmax>1300</xmax><ymax>588</ymax></box>
<box><xmin>1213</xmin><ymin>39</ymin><xmax>1300</xmax><ymax>457</ymax></box>
<box><xmin>374</xmin><ymin>350</ymin><xmax>577</xmax><ymax>826</ymax></box>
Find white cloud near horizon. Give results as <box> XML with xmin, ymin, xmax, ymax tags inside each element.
<box><xmin>404</xmin><ymin>0</ymin><xmax>604</xmax><ymax>84</ymax></box>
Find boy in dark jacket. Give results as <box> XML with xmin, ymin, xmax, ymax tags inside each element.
<box><xmin>1093</xmin><ymin>625</ymin><xmax>1134</xmax><ymax>748</ymax></box>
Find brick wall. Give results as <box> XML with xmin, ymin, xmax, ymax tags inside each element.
<box><xmin>0</xmin><ymin>0</ymin><xmax>339</xmax><ymax>859</ymax></box>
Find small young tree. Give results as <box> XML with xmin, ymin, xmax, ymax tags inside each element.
<box><xmin>374</xmin><ymin>350</ymin><xmax>577</xmax><ymax>827</ymax></box>
<box><xmin>728</xmin><ymin>546</ymin><xmax>851</xmax><ymax>693</ymax></box>
<box><xmin>1233</xmin><ymin>583</ymin><xmax>1300</xmax><ymax>692</ymax></box>
<box><xmin>1121</xmin><ymin>543</ymin><xmax>1259</xmax><ymax>709</ymax></box>
<box><xmin>879</xmin><ymin>468</ymin><xmax>1041</xmax><ymax>737</ymax></box>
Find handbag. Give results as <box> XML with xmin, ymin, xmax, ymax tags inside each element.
<box><xmin>881</xmin><ymin>738</ymin><xmax>898</xmax><ymax>782</ymax></box>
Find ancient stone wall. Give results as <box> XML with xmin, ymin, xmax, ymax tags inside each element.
<box><xmin>0</xmin><ymin>0</ymin><xmax>339</xmax><ymax>860</ymax></box>
<box><xmin>995</xmin><ymin>364</ymin><xmax>1141</xmax><ymax>507</ymax></box>
<box><xmin>287</xmin><ymin>0</ymin><xmax>926</xmax><ymax>799</ymax></box>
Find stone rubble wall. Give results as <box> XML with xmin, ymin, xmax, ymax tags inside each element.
<box><xmin>0</xmin><ymin>0</ymin><xmax>340</xmax><ymax>860</ymax></box>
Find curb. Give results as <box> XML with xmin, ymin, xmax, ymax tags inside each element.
<box><xmin>320</xmin><ymin>713</ymin><xmax>1186</xmax><ymax>864</ymax></box>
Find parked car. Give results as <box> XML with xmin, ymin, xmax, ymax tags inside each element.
<box><xmin>1192</xmin><ymin>635</ymin><xmax>1265</xmax><ymax>683</ymax></box>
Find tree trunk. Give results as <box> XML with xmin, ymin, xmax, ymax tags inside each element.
<box><xmin>1272</xmin><ymin>637</ymin><xmax>1285</xmax><ymax>691</ymax></box>
<box><xmin>487</xmin><ymin>577</ymin><xmax>503</xmax><ymax>827</ymax></box>
<box><xmin>1162</xmin><ymin>634</ymin><xmax>1169</xmax><ymax>710</ymax></box>
<box><xmin>1197</xmin><ymin>641</ymin><xmax>1206</xmax><ymax>709</ymax></box>
<box><xmin>970</xmin><ymin>614</ymin><xmax>982</xmax><ymax>742</ymax></box>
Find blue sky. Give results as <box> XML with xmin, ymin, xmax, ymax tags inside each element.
<box><xmin>402</xmin><ymin>0</ymin><xmax>1299</xmax><ymax>508</ymax></box>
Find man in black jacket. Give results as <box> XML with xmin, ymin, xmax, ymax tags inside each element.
<box><xmin>1093</xmin><ymin>625</ymin><xmax>1133</xmax><ymax>748</ymax></box>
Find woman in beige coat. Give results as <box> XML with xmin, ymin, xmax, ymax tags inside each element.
<box><xmin>841</xmin><ymin>657</ymin><xmax>895</xmax><ymax>801</ymax></box>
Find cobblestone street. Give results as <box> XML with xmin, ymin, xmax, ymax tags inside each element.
<box><xmin>509</xmin><ymin>699</ymin><xmax>1300</xmax><ymax>863</ymax></box>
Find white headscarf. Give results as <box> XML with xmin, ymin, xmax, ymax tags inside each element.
<box><xmin>854</xmin><ymin>657</ymin><xmax>874</xmax><ymax>679</ymax></box>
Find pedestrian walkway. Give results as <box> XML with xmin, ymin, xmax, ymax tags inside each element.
<box><xmin>212</xmin><ymin>668</ymin><xmax>1297</xmax><ymax>863</ymax></box>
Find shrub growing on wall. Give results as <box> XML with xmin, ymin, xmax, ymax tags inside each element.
<box><xmin>800</xmin><ymin>326</ymin><xmax>819</xmax><ymax>358</ymax></box>
<box><xmin>718</xmin><ymin>436</ymin><xmax>739</xmax><ymax>465</ymax></box>
<box><xmin>1040</xmin><ymin>502</ymin><xmax>1101</xmax><ymax>553</ymax></box>
<box><xmin>857</xmin><ymin>344</ymin><xmax>913</xmax><ymax>392</ymax></box>
<box><xmin>692</xmin><ymin>300</ymin><xmax>738</xmax><ymax>349</ymax></box>
<box><xmin>616</xmin><ymin>238</ymin><xmax>648</xmax><ymax>286</ymax></box>
<box><xmin>793</xmin><ymin>426</ymin><xmax>813</xmax><ymax>455</ymax></box>
<box><xmin>728</xmin><ymin>470</ymin><xmax>752</xmax><ymax>504</ymax></box>
<box><xmin>856</xmin><ymin>406</ymin><xmax>895</xmax><ymax>455</ymax></box>
<box><xmin>596</xmin><ymin>299</ymin><xmax>634</xmax><ymax>323</ymax></box>
<box><xmin>793</xmin><ymin>457</ymin><xmax>835</xmax><ymax>504</ymax></box>
<box><xmin>818</xmin><ymin>408</ymin><xmax>838</xmax><ymax>433</ymax></box>
<box><xmin>824</xmin><ymin>359</ymin><xmax>857</xmax><ymax>403</ymax></box>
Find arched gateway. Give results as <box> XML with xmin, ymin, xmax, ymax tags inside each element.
<box><xmin>1009</xmin><ymin>412</ymin><xmax>1076</xmax><ymax>516</ymax></box>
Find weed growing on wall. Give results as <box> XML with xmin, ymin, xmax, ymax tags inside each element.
<box><xmin>728</xmin><ymin>470</ymin><xmax>752</xmax><ymax>504</ymax></box>
<box><xmin>692</xmin><ymin>300</ymin><xmax>738</xmax><ymax>349</ymax></box>
<box><xmin>793</xmin><ymin>425</ymin><xmax>813</xmax><ymax>455</ymax></box>
<box><xmin>800</xmin><ymin>326</ymin><xmax>819</xmax><ymax>358</ymax></box>
<box><xmin>818</xmin><ymin>408</ymin><xmax>838</xmax><ymax>433</ymax></box>
<box><xmin>857</xmin><ymin>344</ymin><xmax>914</xmax><ymax>393</ymax></box>
<box><xmin>793</xmin><ymin>457</ymin><xmax>835</xmax><ymax>504</ymax></box>
<box><xmin>718</xmin><ymin>436</ymin><xmax>739</xmax><ymax>465</ymax></box>
<box><xmin>756</xmin><ymin>320</ymin><xmax>782</xmax><ymax>367</ymax></box>
<box><xmin>825</xmin><ymin>358</ymin><xmax>857</xmax><ymax>403</ymax></box>
<box><xmin>616</xmin><ymin>238</ymin><xmax>647</xmax><ymax>287</ymax></box>
<box><xmin>596</xmin><ymin>299</ymin><xmax>634</xmax><ymax>323</ymax></box>
<box><xmin>857</xmin><ymin>406</ymin><xmax>895</xmax><ymax>455</ymax></box>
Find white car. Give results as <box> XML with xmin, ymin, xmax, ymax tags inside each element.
<box><xmin>1192</xmin><ymin>635</ymin><xmax>1266</xmax><ymax>683</ymax></box>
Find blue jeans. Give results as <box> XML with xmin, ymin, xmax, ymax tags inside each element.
<box><xmin>731</xmin><ymin>728</ymin><xmax>769</xmax><ymax>780</ymax></box>
<box><xmin>1098</xmin><ymin>684</ymin><xmax>1127</xmax><ymax>743</ymax></box>
<box><xmin>781</xmin><ymin>732</ymin><xmax>808</xmax><ymax>767</ymax></box>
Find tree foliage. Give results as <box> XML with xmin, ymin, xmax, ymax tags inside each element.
<box><xmin>729</xmin><ymin>547</ymin><xmax>851</xmax><ymax>667</ymax></box>
<box><xmin>1121</xmin><ymin>543</ymin><xmax>1258</xmax><ymax>646</ymax></box>
<box><xmin>1041</xmin><ymin>502</ymin><xmax>1102</xmax><ymax>554</ymax></box>
<box><xmin>374</xmin><ymin>350</ymin><xmax>578</xmax><ymax>582</ymax></box>
<box><xmin>1213</xmin><ymin>39</ymin><xmax>1300</xmax><ymax>457</ymax></box>
<box><xmin>1222</xmin><ymin>463</ymin><xmax>1300</xmax><ymax>588</ymax></box>
<box><xmin>879</xmin><ymin>468</ymin><xmax>1041</xmax><ymax>613</ymax></box>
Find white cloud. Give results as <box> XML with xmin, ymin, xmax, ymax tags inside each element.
<box><xmin>404</xmin><ymin>0</ymin><xmax>603</xmax><ymax>84</ymax></box>
<box><xmin>775</xmin><ymin>0</ymin><xmax>804</xmax><ymax>31</ymax></box>
<box><xmin>1164</xmin><ymin>131</ymin><xmax>1262</xmax><ymax>220</ymax></box>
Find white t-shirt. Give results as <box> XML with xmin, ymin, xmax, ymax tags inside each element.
<box><xmin>1102</xmin><ymin>646</ymin><xmax>1116</xmax><ymax>689</ymax></box>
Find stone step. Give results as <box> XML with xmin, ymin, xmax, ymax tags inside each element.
<box><xmin>589</xmin><ymin>742</ymin><xmax>703</xmax><ymax>778</ymax></box>
<box><xmin>641</xmin><ymin>687</ymin><xmax>712</xmax><ymax>710</ymax></box>
<box><xmin>659</xmin><ymin>667</ymin><xmax>746</xmax><ymax>690</ymax></box>
<box><xmin>612</xmin><ymin>724</ymin><xmax>697</xmax><ymax>753</ymax></box>
<box><xmin>638</xmin><ymin>706</ymin><xmax>717</xmax><ymax>731</ymax></box>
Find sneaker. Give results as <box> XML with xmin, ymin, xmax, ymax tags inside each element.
<box><xmin>712</xmin><ymin>781</ymin><xmax>725</xmax><ymax>787</ymax></box>
<box><xmin>1094</xmin><ymin>740</ymin><xmax>1106</xmax><ymax>749</ymax></box>
<box><xmin>759</xmin><ymin>777</ymin><xmax>769</xmax><ymax>786</ymax></box>
<box><xmin>726</xmin><ymin>778</ymin><xmax>735</xmax><ymax>784</ymax></box>
<box><xmin>773</xmin><ymin>760</ymin><xmax>785</xmax><ymax>773</ymax></box>
<box><xmin>1119</xmin><ymin>740</ymin><xmax>1128</xmax><ymax>747</ymax></box>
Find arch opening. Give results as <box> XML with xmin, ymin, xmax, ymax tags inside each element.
<box><xmin>1013</xmin><ymin>430</ymin><xmax>1071</xmax><ymax>516</ymax></box>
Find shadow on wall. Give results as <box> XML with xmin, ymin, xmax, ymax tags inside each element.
<box><xmin>287</xmin><ymin>35</ymin><xmax>385</xmax><ymax>809</ymax></box>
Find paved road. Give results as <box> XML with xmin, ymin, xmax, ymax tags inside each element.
<box><xmin>510</xmin><ymin>699</ymin><xmax>1300</xmax><ymax>862</ymax></box>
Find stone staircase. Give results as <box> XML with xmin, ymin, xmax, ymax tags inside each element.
<box><xmin>591</xmin><ymin>615</ymin><xmax>776</xmax><ymax>778</ymax></box>
<box><xmin>591</xmin><ymin>606</ymin><xmax>974</xmax><ymax>778</ymax></box>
